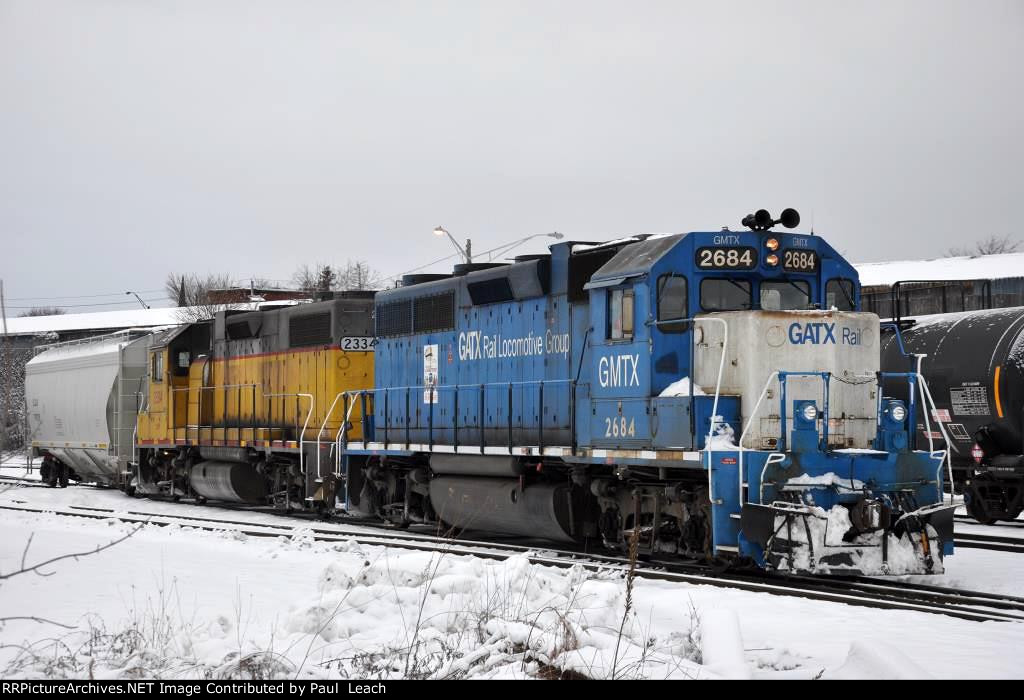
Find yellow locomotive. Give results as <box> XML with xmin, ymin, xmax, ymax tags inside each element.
<box><xmin>130</xmin><ymin>294</ymin><xmax>375</xmax><ymax>511</ymax></box>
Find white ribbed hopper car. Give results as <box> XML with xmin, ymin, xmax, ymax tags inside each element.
<box><xmin>25</xmin><ymin>330</ymin><xmax>155</xmax><ymax>487</ymax></box>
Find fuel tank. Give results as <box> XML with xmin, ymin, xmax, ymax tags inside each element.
<box><xmin>428</xmin><ymin>477</ymin><xmax>575</xmax><ymax>542</ymax></box>
<box><xmin>189</xmin><ymin>461</ymin><xmax>268</xmax><ymax>503</ymax></box>
<box><xmin>881</xmin><ymin>307</ymin><xmax>1024</xmax><ymax>465</ymax></box>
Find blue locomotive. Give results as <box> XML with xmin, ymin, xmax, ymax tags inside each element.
<box><xmin>343</xmin><ymin>209</ymin><xmax>955</xmax><ymax>575</ymax></box>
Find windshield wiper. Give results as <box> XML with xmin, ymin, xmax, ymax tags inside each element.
<box><xmin>726</xmin><ymin>279</ymin><xmax>752</xmax><ymax>309</ymax></box>
<box><xmin>837</xmin><ymin>281</ymin><xmax>855</xmax><ymax>310</ymax></box>
<box><xmin>779</xmin><ymin>279</ymin><xmax>810</xmax><ymax>309</ymax></box>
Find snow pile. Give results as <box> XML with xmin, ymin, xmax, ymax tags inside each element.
<box><xmin>826</xmin><ymin>641</ymin><xmax>930</xmax><ymax>680</ymax></box>
<box><xmin>707</xmin><ymin>417</ymin><xmax>736</xmax><ymax>449</ymax></box>
<box><xmin>1</xmin><ymin>533</ymin><xmax>713</xmax><ymax>680</ymax></box>
<box><xmin>785</xmin><ymin>472</ymin><xmax>866</xmax><ymax>491</ymax></box>
<box><xmin>281</xmin><ymin>550</ymin><xmax>706</xmax><ymax>679</ymax></box>
<box><xmin>699</xmin><ymin>610</ymin><xmax>751</xmax><ymax>679</ymax></box>
<box><xmin>659</xmin><ymin>377</ymin><xmax>706</xmax><ymax>397</ymax></box>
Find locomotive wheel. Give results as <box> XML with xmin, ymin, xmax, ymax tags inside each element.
<box><xmin>57</xmin><ymin>464</ymin><xmax>69</xmax><ymax>489</ymax></box>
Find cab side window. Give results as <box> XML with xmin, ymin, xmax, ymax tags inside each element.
<box><xmin>657</xmin><ymin>275</ymin><xmax>688</xmax><ymax>333</ymax></box>
<box><xmin>151</xmin><ymin>352</ymin><xmax>164</xmax><ymax>383</ymax></box>
<box><xmin>609</xmin><ymin>288</ymin><xmax>635</xmax><ymax>340</ymax></box>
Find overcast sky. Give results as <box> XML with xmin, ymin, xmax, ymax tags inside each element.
<box><xmin>1</xmin><ymin>0</ymin><xmax>1021</xmax><ymax>312</ymax></box>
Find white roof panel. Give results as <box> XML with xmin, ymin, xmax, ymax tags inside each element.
<box><xmin>855</xmin><ymin>252</ymin><xmax>1024</xmax><ymax>288</ymax></box>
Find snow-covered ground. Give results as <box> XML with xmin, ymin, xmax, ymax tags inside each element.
<box><xmin>1</xmin><ymin>454</ymin><xmax>1023</xmax><ymax>679</ymax></box>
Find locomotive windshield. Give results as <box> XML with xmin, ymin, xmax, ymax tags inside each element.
<box><xmin>827</xmin><ymin>278</ymin><xmax>856</xmax><ymax>311</ymax></box>
<box><xmin>760</xmin><ymin>279</ymin><xmax>811</xmax><ymax>310</ymax></box>
<box><xmin>700</xmin><ymin>278</ymin><xmax>752</xmax><ymax>311</ymax></box>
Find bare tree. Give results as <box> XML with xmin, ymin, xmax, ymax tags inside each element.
<box><xmin>948</xmin><ymin>235</ymin><xmax>1022</xmax><ymax>257</ymax></box>
<box><xmin>291</xmin><ymin>263</ymin><xmax>333</xmax><ymax>294</ymax></box>
<box><xmin>339</xmin><ymin>260</ymin><xmax>382</xmax><ymax>290</ymax></box>
<box><xmin>0</xmin><ymin>345</ymin><xmax>32</xmax><ymax>452</ymax></box>
<box><xmin>164</xmin><ymin>273</ymin><xmax>241</xmax><ymax>322</ymax></box>
<box><xmin>17</xmin><ymin>307</ymin><xmax>66</xmax><ymax>317</ymax></box>
<box><xmin>292</xmin><ymin>260</ymin><xmax>382</xmax><ymax>294</ymax></box>
<box><xmin>0</xmin><ymin>526</ymin><xmax>142</xmax><ymax>633</ymax></box>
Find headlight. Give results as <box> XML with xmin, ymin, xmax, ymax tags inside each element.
<box><xmin>766</xmin><ymin>254</ymin><xmax>779</xmax><ymax>266</ymax></box>
<box><xmin>889</xmin><ymin>403</ymin><xmax>907</xmax><ymax>423</ymax></box>
<box><xmin>765</xmin><ymin>238</ymin><xmax>779</xmax><ymax>251</ymax></box>
<box><xmin>801</xmin><ymin>404</ymin><xmax>818</xmax><ymax>422</ymax></box>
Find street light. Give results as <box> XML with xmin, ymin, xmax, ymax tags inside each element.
<box><xmin>432</xmin><ymin>226</ymin><xmax>472</xmax><ymax>264</ymax></box>
<box><xmin>125</xmin><ymin>291</ymin><xmax>150</xmax><ymax>309</ymax></box>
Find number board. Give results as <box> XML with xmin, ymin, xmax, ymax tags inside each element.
<box><xmin>695</xmin><ymin>247</ymin><xmax>757</xmax><ymax>270</ymax></box>
<box><xmin>341</xmin><ymin>337</ymin><xmax>375</xmax><ymax>351</ymax></box>
<box><xmin>782</xmin><ymin>249</ymin><xmax>818</xmax><ymax>272</ymax></box>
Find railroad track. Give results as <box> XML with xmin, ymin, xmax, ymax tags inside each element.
<box><xmin>955</xmin><ymin>514</ymin><xmax>1024</xmax><ymax>530</ymax></box>
<box><xmin>954</xmin><ymin>532</ymin><xmax>1024</xmax><ymax>554</ymax></box>
<box><xmin>2</xmin><ymin>502</ymin><xmax>1024</xmax><ymax>624</ymax></box>
<box><xmin>0</xmin><ymin>475</ymin><xmax>57</xmax><ymax>489</ymax></box>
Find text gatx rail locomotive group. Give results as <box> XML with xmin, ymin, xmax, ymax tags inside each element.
<box><xmin>25</xmin><ymin>209</ymin><xmax>956</xmax><ymax>576</ymax></box>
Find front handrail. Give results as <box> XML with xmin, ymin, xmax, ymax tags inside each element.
<box><xmin>759</xmin><ymin>452</ymin><xmax>788</xmax><ymax>503</ymax></box>
<box><xmin>737</xmin><ymin>370</ymin><xmax>779</xmax><ymax>507</ymax></box>
<box><xmin>695</xmin><ymin>318</ymin><xmax>729</xmax><ymax>505</ymax></box>
<box><xmin>336</xmin><ymin>392</ymin><xmax>365</xmax><ymax>477</ymax></box>
<box><xmin>917</xmin><ymin>375</ymin><xmax>957</xmax><ymax>504</ymax></box>
<box><xmin>316</xmin><ymin>392</ymin><xmax>349</xmax><ymax>478</ymax></box>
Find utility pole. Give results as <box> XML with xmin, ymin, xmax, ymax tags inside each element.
<box><xmin>0</xmin><ymin>279</ymin><xmax>9</xmax><ymax>455</ymax></box>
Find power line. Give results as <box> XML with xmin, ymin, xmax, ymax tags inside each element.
<box><xmin>379</xmin><ymin>251</ymin><xmax>463</xmax><ymax>285</ymax></box>
<box><xmin>7</xmin><ymin>288</ymin><xmax>165</xmax><ymax>302</ymax></box>
<box><xmin>7</xmin><ymin>298</ymin><xmax>166</xmax><ymax>310</ymax></box>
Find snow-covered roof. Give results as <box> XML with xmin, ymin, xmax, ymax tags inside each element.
<box><xmin>2</xmin><ymin>300</ymin><xmax>316</xmax><ymax>337</ymax></box>
<box><xmin>855</xmin><ymin>252</ymin><xmax>1024</xmax><ymax>288</ymax></box>
<box><xmin>2</xmin><ymin>306</ymin><xmax>187</xmax><ymax>336</ymax></box>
